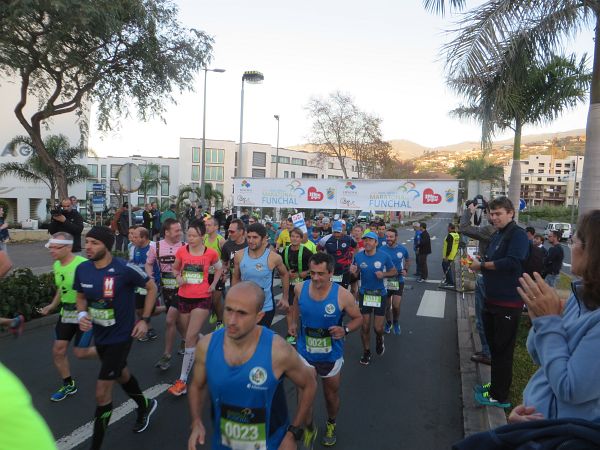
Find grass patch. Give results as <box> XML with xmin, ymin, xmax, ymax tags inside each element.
<box><xmin>522</xmin><ymin>205</ymin><xmax>576</xmax><ymax>223</ymax></box>
<box><xmin>509</xmin><ymin>315</ymin><xmax>538</xmax><ymax>408</ymax></box>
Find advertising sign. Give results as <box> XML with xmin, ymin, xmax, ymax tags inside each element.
<box><xmin>233</xmin><ymin>178</ymin><xmax>459</xmax><ymax>213</ymax></box>
<box><xmin>291</xmin><ymin>212</ymin><xmax>308</xmax><ymax>233</ymax></box>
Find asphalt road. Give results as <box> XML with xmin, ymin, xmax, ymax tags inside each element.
<box><xmin>2</xmin><ymin>217</ymin><xmax>464</xmax><ymax>449</ymax></box>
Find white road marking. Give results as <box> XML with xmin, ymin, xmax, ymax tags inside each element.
<box><xmin>416</xmin><ymin>290</ymin><xmax>446</xmax><ymax>319</ymax></box>
<box><xmin>563</xmin><ymin>262</ymin><xmax>571</xmax><ymax>267</ymax></box>
<box><xmin>431</xmin><ymin>236</ymin><xmax>437</xmax><ymax>240</ymax></box>
<box><xmin>273</xmin><ymin>314</ymin><xmax>286</xmax><ymax>325</ymax></box>
<box><xmin>56</xmin><ymin>383</ymin><xmax>170</xmax><ymax>450</ymax></box>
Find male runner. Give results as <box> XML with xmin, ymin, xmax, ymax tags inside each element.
<box><xmin>221</xmin><ymin>219</ymin><xmax>248</xmax><ymax>287</ymax></box>
<box><xmin>187</xmin><ymin>282</ymin><xmax>317</xmax><ymax>450</ymax></box>
<box><xmin>146</xmin><ymin>218</ymin><xmax>185</xmax><ymax>371</ymax></box>
<box><xmin>318</xmin><ymin>221</ymin><xmax>356</xmax><ymax>289</ymax></box>
<box><xmin>0</xmin><ymin>249</ymin><xmax>25</xmax><ymax>336</ymax></box>
<box><xmin>349</xmin><ymin>224</ymin><xmax>365</xmax><ymax>298</ymax></box>
<box><xmin>232</xmin><ymin>223</ymin><xmax>290</xmax><ymax>328</ymax></box>
<box><xmin>282</xmin><ymin>227</ymin><xmax>314</xmax><ymax>345</ymax></box>
<box><xmin>168</xmin><ymin>219</ymin><xmax>222</xmax><ymax>396</ymax></box>
<box><xmin>289</xmin><ymin>253</ymin><xmax>362</xmax><ymax>447</ymax></box>
<box><xmin>276</xmin><ymin>217</ymin><xmax>293</xmax><ymax>251</ymax></box>
<box><xmin>204</xmin><ymin>217</ymin><xmax>226</xmax><ymax>328</ymax></box>
<box><xmin>380</xmin><ymin>228</ymin><xmax>410</xmax><ymax>335</ymax></box>
<box><xmin>376</xmin><ymin>221</ymin><xmax>387</xmax><ymax>247</ymax></box>
<box><xmin>39</xmin><ymin>232</ymin><xmax>97</xmax><ymax>401</ymax></box>
<box><xmin>349</xmin><ymin>231</ymin><xmax>397</xmax><ymax>365</ymax></box>
<box><xmin>75</xmin><ymin>226</ymin><xmax>158</xmax><ymax>449</ymax></box>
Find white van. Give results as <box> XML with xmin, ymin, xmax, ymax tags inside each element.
<box><xmin>544</xmin><ymin>222</ymin><xmax>572</xmax><ymax>241</ymax></box>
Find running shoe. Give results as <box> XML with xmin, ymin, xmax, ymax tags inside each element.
<box><xmin>137</xmin><ymin>333</ymin><xmax>149</xmax><ymax>342</ymax></box>
<box><xmin>474</xmin><ymin>390</ymin><xmax>511</xmax><ymax>408</ymax></box>
<box><xmin>285</xmin><ymin>335</ymin><xmax>297</xmax><ymax>346</ymax></box>
<box><xmin>384</xmin><ymin>322</ymin><xmax>392</xmax><ymax>334</ymax></box>
<box><xmin>473</xmin><ymin>382</ymin><xmax>491</xmax><ymax>395</ymax></box>
<box><xmin>375</xmin><ymin>335</ymin><xmax>385</xmax><ymax>356</ymax></box>
<box><xmin>9</xmin><ymin>314</ymin><xmax>24</xmax><ymax>338</ymax></box>
<box><xmin>178</xmin><ymin>340</ymin><xmax>186</xmax><ymax>356</ymax></box>
<box><xmin>393</xmin><ymin>323</ymin><xmax>401</xmax><ymax>335</ymax></box>
<box><xmin>167</xmin><ymin>379</ymin><xmax>187</xmax><ymax>396</ymax></box>
<box><xmin>147</xmin><ymin>328</ymin><xmax>158</xmax><ymax>341</ymax></box>
<box><xmin>303</xmin><ymin>424</ymin><xmax>318</xmax><ymax>449</ymax></box>
<box><xmin>322</xmin><ymin>421</ymin><xmax>337</xmax><ymax>447</ymax></box>
<box><xmin>154</xmin><ymin>354</ymin><xmax>171</xmax><ymax>371</ymax></box>
<box><xmin>50</xmin><ymin>381</ymin><xmax>77</xmax><ymax>402</ymax></box>
<box><xmin>359</xmin><ymin>350</ymin><xmax>371</xmax><ymax>366</ymax></box>
<box><xmin>209</xmin><ymin>311</ymin><xmax>217</xmax><ymax>324</ymax></box>
<box><xmin>215</xmin><ymin>321</ymin><xmax>224</xmax><ymax>330</ymax></box>
<box><xmin>133</xmin><ymin>398</ymin><xmax>158</xmax><ymax>433</ymax></box>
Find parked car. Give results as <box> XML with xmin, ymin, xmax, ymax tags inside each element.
<box><xmin>357</xmin><ymin>211</ymin><xmax>371</xmax><ymax>223</ymax></box>
<box><xmin>132</xmin><ymin>209</ymin><xmax>144</xmax><ymax>225</ymax></box>
<box><xmin>544</xmin><ymin>222</ymin><xmax>572</xmax><ymax>240</ymax></box>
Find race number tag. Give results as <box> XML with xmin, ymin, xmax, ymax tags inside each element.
<box><xmin>220</xmin><ymin>404</ymin><xmax>267</xmax><ymax>450</ymax></box>
<box><xmin>89</xmin><ymin>302</ymin><xmax>116</xmax><ymax>327</ymax></box>
<box><xmin>363</xmin><ymin>292</ymin><xmax>382</xmax><ymax>308</ymax></box>
<box><xmin>384</xmin><ymin>279</ymin><xmax>400</xmax><ymax>290</ymax></box>
<box><xmin>61</xmin><ymin>304</ymin><xmax>78</xmax><ymax>324</ymax></box>
<box><xmin>331</xmin><ymin>274</ymin><xmax>343</xmax><ymax>283</ymax></box>
<box><xmin>161</xmin><ymin>272</ymin><xmax>178</xmax><ymax>289</ymax></box>
<box><xmin>183</xmin><ymin>264</ymin><xmax>204</xmax><ymax>284</ymax></box>
<box><xmin>103</xmin><ymin>276</ymin><xmax>115</xmax><ymax>298</ymax></box>
<box><xmin>135</xmin><ymin>287</ymin><xmax>148</xmax><ymax>295</ymax></box>
<box><xmin>305</xmin><ymin>327</ymin><xmax>332</xmax><ymax>354</ymax></box>
<box><xmin>290</xmin><ymin>277</ymin><xmax>303</xmax><ymax>286</ymax></box>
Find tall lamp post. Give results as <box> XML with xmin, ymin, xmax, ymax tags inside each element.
<box><xmin>200</xmin><ymin>68</ymin><xmax>225</xmax><ymax>210</ymax></box>
<box><xmin>274</xmin><ymin>115</ymin><xmax>280</xmax><ymax>177</ymax></box>
<box><xmin>570</xmin><ymin>153</ymin><xmax>582</xmax><ymax>226</ymax></box>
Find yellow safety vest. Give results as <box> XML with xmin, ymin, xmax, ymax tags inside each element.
<box><xmin>443</xmin><ymin>232</ymin><xmax>460</xmax><ymax>260</ymax></box>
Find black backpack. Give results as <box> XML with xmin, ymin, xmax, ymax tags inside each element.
<box><xmin>500</xmin><ymin>223</ymin><xmax>545</xmax><ymax>277</ymax></box>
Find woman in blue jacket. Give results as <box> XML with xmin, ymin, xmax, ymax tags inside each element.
<box><xmin>513</xmin><ymin>209</ymin><xmax>600</xmax><ymax>422</ymax></box>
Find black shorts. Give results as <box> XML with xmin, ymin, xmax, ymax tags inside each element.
<box><xmin>332</xmin><ymin>272</ymin><xmax>351</xmax><ymax>289</ymax></box>
<box><xmin>55</xmin><ymin>319</ymin><xmax>94</xmax><ymax>348</ymax></box>
<box><xmin>207</xmin><ymin>274</ymin><xmax>226</xmax><ymax>292</ymax></box>
<box><xmin>387</xmin><ymin>282</ymin><xmax>405</xmax><ymax>297</ymax></box>
<box><xmin>258</xmin><ymin>310</ymin><xmax>276</xmax><ymax>328</ymax></box>
<box><xmin>96</xmin><ymin>340</ymin><xmax>132</xmax><ymax>380</ymax></box>
<box><xmin>162</xmin><ymin>288</ymin><xmax>179</xmax><ymax>309</ymax></box>
<box><xmin>358</xmin><ymin>292</ymin><xmax>386</xmax><ymax>317</ymax></box>
<box><xmin>135</xmin><ymin>293</ymin><xmax>157</xmax><ymax>312</ymax></box>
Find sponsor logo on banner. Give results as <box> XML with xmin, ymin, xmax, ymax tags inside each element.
<box><xmin>326</xmin><ymin>188</ymin><xmax>335</xmax><ymax>200</ymax></box>
<box><xmin>445</xmin><ymin>189</ymin><xmax>455</xmax><ymax>202</ymax></box>
<box><xmin>423</xmin><ymin>188</ymin><xmax>442</xmax><ymax>204</ymax></box>
<box><xmin>307</xmin><ymin>187</ymin><xmax>324</xmax><ymax>201</ymax></box>
<box><xmin>287</xmin><ymin>180</ymin><xmax>305</xmax><ymax>195</ymax></box>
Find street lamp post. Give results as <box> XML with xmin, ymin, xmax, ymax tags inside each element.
<box><xmin>570</xmin><ymin>154</ymin><xmax>581</xmax><ymax>226</ymax></box>
<box><xmin>200</xmin><ymin>68</ymin><xmax>225</xmax><ymax>210</ymax></box>
<box><xmin>238</xmin><ymin>70</ymin><xmax>264</xmax><ymax>216</ymax></box>
<box><xmin>274</xmin><ymin>115</ymin><xmax>280</xmax><ymax>178</ymax></box>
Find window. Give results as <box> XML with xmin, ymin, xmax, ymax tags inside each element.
<box><xmin>142</xmin><ymin>183</ymin><xmax>158</xmax><ymax>196</ymax></box>
<box><xmin>328</xmin><ymin>175</ymin><xmax>342</xmax><ymax>179</ymax></box>
<box><xmin>271</xmin><ymin>155</ymin><xmax>278</xmax><ymax>163</ymax></box>
<box><xmin>524</xmin><ymin>177</ymin><xmax>529</xmax><ymax>181</ymax></box>
<box><xmin>290</xmin><ymin>171</ymin><xmax>295</xmax><ymax>178</ymax></box>
<box><xmin>252</xmin><ymin>151</ymin><xmax>267</xmax><ymax>167</ymax></box>
<box><xmin>284</xmin><ymin>171</ymin><xmax>289</xmax><ymax>178</ymax></box>
<box><xmin>292</xmin><ymin>158</ymin><xmax>305</xmax><ymax>166</ymax></box>
<box><xmin>538</xmin><ymin>169</ymin><xmax>544</xmax><ymax>173</ymax></box>
<box><xmin>87</xmin><ymin>164</ymin><xmax>98</xmax><ymax>178</ymax></box>
<box><xmin>191</xmin><ymin>165</ymin><xmax>200</xmax><ymax>181</ymax></box>
<box><xmin>538</xmin><ymin>177</ymin><xmax>542</xmax><ymax>181</ymax></box>
<box><xmin>539</xmin><ymin>163</ymin><xmax>545</xmax><ymax>167</ymax></box>
<box><xmin>137</xmin><ymin>198</ymin><xmax>146</xmax><ymax>207</ymax></box>
<box><xmin>161</xmin><ymin>165</ymin><xmax>169</xmax><ymax>179</ymax></box>
<box><xmin>206</xmin><ymin>148</ymin><xmax>224</xmax><ymax>164</ymax></box>
<box><xmin>110</xmin><ymin>195</ymin><xmax>119</xmax><ymax>207</ymax></box>
<box><xmin>279</xmin><ymin>156</ymin><xmax>290</xmax><ymax>164</ymax></box>
<box><xmin>205</xmin><ymin>166</ymin><xmax>224</xmax><ymax>181</ymax></box>
<box><xmin>302</xmin><ymin>173</ymin><xmax>318</xmax><ymax>179</ymax></box>
<box><xmin>101</xmin><ymin>165</ymin><xmax>107</xmax><ymax>178</ymax></box>
<box><xmin>161</xmin><ymin>181</ymin><xmax>169</xmax><ymax>196</ymax></box>
<box><xmin>547</xmin><ymin>178</ymin><xmax>555</xmax><ymax>182</ymax></box>
<box><xmin>555</xmin><ymin>170</ymin><xmax>561</xmax><ymax>174</ymax></box>
<box><xmin>110</xmin><ymin>165</ymin><xmax>122</xmax><ymax>178</ymax></box>
<box><xmin>555</xmin><ymin>163</ymin><xmax>562</xmax><ymax>167</ymax></box>
<box><xmin>192</xmin><ymin>147</ymin><xmax>200</xmax><ymax>163</ymax></box>
<box><xmin>215</xmin><ymin>183</ymin><xmax>224</xmax><ymax>194</ymax></box>
<box><xmin>328</xmin><ymin>162</ymin><xmax>334</xmax><ymax>169</ymax></box>
<box><xmin>86</xmin><ymin>179</ymin><xmax>97</xmax><ymax>191</ymax></box>
<box><xmin>564</xmin><ymin>170</ymin><xmax>570</xmax><ymax>174</ymax></box>
<box><xmin>252</xmin><ymin>168</ymin><xmax>266</xmax><ymax>178</ymax></box>
<box><xmin>528</xmin><ymin>169</ymin><xmax>534</xmax><ymax>173</ymax></box>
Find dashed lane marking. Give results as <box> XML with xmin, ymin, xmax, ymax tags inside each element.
<box><xmin>416</xmin><ymin>290</ymin><xmax>446</xmax><ymax>319</ymax></box>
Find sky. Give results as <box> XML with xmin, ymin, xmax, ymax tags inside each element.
<box><xmin>88</xmin><ymin>1</ymin><xmax>595</xmax><ymax>157</ymax></box>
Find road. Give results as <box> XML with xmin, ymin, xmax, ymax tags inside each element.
<box><xmin>2</xmin><ymin>216</ymin><xmax>464</xmax><ymax>449</ymax></box>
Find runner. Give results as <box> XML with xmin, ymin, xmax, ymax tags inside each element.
<box><xmin>146</xmin><ymin>218</ymin><xmax>185</xmax><ymax>371</ymax></box>
<box><xmin>168</xmin><ymin>219</ymin><xmax>222</xmax><ymax>396</ymax></box>
<box><xmin>232</xmin><ymin>222</ymin><xmax>290</xmax><ymax>328</ymax></box>
<box><xmin>349</xmin><ymin>224</ymin><xmax>365</xmax><ymax>298</ymax></box>
<box><xmin>204</xmin><ymin>217</ymin><xmax>226</xmax><ymax>329</ymax></box>
<box><xmin>0</xmin><ymin>249</ymin><xmax>25</xmax><ymax>337</ymax></box>
<box><xmin>349</xmin><ymin>231</ymin><xmax>397</xmax><ymax>365</ymax></box>
<box><xmin>39</xmin><ymin>232</ymin><xmax>97</xmax><ymax>401</ymax></box>
<box><xmin>221</xmin><ymin>219</ymin><xmax>248</xmax><ymax>288</ymax></box>
<box><xmin>75</xmin><ymin>226</ymin><xmax>159</xmax><ymax>449</ymax></box>
<box><xmin>283</xmin><ymin>227</ymin><xmax>314</xmax><ymax>345</ymax></box>
<box><xmin>376</xmin><ymin>221</ymin><xmax>387</xmax><ymax>247</ymax></box>
<box><xmin>289</xmin><ymin>252</ymin><xmax>363</xmax><ymax>447</ymax></box>
<box><xmin>302</xmin><ymin>232</ymin><xmax>317</xmax><ymax>254</ymax></box>
<box><xmin>380</xmin><ymin>228</ymin><xmax>410</xmax><ymax>335</ymax></box>
<box><xmin>276</xmin><ymin>217</ymin><xmax>293</xmax><ymax>251</ymax></box>
<box><xmin>187</xmin><ymin>281</ymin><xmax>317</xmax><ymax>450</ymax></box>
<box><xmin>318</xmin><ymin>220</ymin><xmax>356</xmax><ymax>289</ymax></box>
<box><xmin>130</xmin><ymin>227</ymin><xmax>161</xmax><ymax>342</ymax></box>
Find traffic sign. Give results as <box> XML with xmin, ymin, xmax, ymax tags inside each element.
<box><xmin>117</xmin><ymin>163</ymin><xmax>142</xmax><ymax>193</ymax></box>
<box><xmin>92</xmin><ymin>196</ymin><xmax>105</xmax><ymax>213</ymax></box>
<box><xmin>519</xmin><ymin>198</ymin><xmax>526</xmax><ymax>211</ymax></box>
<box><xmin>92</xmin><ymin>183</ymin><xmax>106</xmax><ymax>192</ymax></box>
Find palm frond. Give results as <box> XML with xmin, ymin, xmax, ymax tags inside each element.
<box><xmin>423</xmin><ymin>0</ymin><xmax>466</xmax><ymax>16</ymax></box>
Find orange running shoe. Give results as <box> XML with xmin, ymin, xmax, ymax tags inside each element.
<box><xmin>167</xmin><ymin>379</ymin><xmax>187</xmax><ymax>396</ymax></box>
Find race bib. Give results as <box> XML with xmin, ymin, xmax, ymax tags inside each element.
<box><xmin>305</xmin><ymin>327</ymin><xmax>332</xmax><ymax>354</ymax></box>
<box><xmin>363</xmin><ymin>292</ymin><xmax>382</xmax><ymax>308</ymax></box>
<box><xmin>135</xmin><ymin>287</ymin><xmax>148</xmax><ymax>295</ymax></box>
<box><xmin>60</xmin><ymin>304</ymin><xmax>78</xmax><ymax>324</ymax></box>
<box><xmin>290</xmin><ymin>277</ymin><xmax>303</xmax><ymax>286</ymax></box>
<box><xmin>384</xmin><ymin>279</ymin><xmax>400</xmax><ymax>290</ymax></box>
<box><xmin>89</xmin><ymin>306</ymin><xmax>116</xmax><ymax>327</ymax></box>
<box><xmin>220</xmin><ymin>404</ymin><xmax>267</xmax><ymax>450</ymax></box>
<box><xmin>183</xmin><ymin>264</ymin><xmax>204</xmax><ymax>284</ymax></box>
<box><xmin>331</xmin><ymin>274</ymin><xmax>343</xmax><ymax>283</ymax></box>
<box><xmin>161</xmin><ymin>272</ymin><xmax>178</xmax><ymax>289</ymax></box>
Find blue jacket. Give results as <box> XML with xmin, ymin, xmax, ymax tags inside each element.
<box><xmin>523</xmin><ymin>282</ymin><xmax>600</xmax><ymax>420</ymax></box>
<box><xmin>482</xmin><ymin>221</ymin><xmax>529</xmax><ymax>306</ymax></box>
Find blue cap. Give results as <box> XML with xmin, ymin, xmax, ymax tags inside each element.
<box><xmin>332</xmin><ymin>221</ymin><xmax>343</xmax><ymax>232</ymax></box>
<box><xmin>363</xmin><ymin>231</ymin><xmax>378</xmax><ymax>240</ymax></box>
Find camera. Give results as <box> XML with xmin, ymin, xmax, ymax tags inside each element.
<box><xmin>50</xmin><ymin>207</ymin><xmax>65</xmax><ymax>216</ymax></box>
<box><xmin>466</xmin><ymin>195</ymin><xmax>487</xmax><ymax>210</ymax></box>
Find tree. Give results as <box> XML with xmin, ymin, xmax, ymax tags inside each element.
<box><xmin>306</xmin><ymin>91</ymin><xmax>393</xmax><ymax>178</ymax></box>
<box><xmin>0</xmin><ymin>1</ymin><xmax>213</xmax><ymax>200</ymax></box>
<box><xmin>448</xmin><ymin>38</ymin><xmax>590</xmax><ymax>219</ymax></box>
<box><xmin>138</xmin><ymin>163</ymin><xmax>170</xmax><ymax>205</ymax></box>
<box><xmin>175</xmin><ymin>184</ymin><xmax>224</xmax><ymax>216</ymax></box>
<box><xmin>449</xmin><ymin>154</ymin><xmax>505</xmax><ymax>198</ymax></box>
<box><xmin>0</xmin><ymin>134</ymin><xmax>90</xmax><ymax>205</ymax></box>
<box><xmin>426</xmin><ymin>0</ymin><xmax>600</xmax><ymax>217</ymax></box>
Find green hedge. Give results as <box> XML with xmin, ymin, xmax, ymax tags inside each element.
<box><xmin>0</xmin><ymin>269</ymin><xmax>56</xmax><ymax>320</ymax></box>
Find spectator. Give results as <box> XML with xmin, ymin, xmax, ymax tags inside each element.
<box><xmin>150</xmin><ymin>202</ymin><xmax>161</xmax><ymax>240</ymax></box>
<box><xmin>526</xmin><ymin>226</ymin><xmax>536</xmax><ymax>242</ymax></box>
<box><xmin>239</xmin><ymin>209</ymin><xmax>250</xmax><ymax>227</ymax></box>
<box><xmin>0</xmin><ymin>206</ymin><xmax>10</xmax><ymax>252</ymax></box>
<box><xmin>442</xmin><ymin>223</ymin><xmax>460</xmax><ymax>287</ymax></box>
<box><xmin>543</xmin><ymin>230</ymin><xmax>564</xmax><ymax>288</ymax></box>
<box><xmin>223</xmin><ymin>208</ymin><xmax>234</xmax><ymax>239</ymax></box>
<box><xmin>185</xmin><ymin>201</ymin><xmax>197</xmax><ymax>228</ymax></box>
<box><xmin>470</xmin><ymin>196</ymin><xmax>529</xmax><ymax>408</ymax></box>
<box><xmin>459</xmin><ymin>201</ymin><xmax>496</xmax><ymax>366</ymax></box>
<box><xmin>412</xmin><ymin>222</ymin><xmax>422</xmax><ymax>277</ymax></box>
<box><xmin>161</xmin><ymin>203</ymin><xmax>177</xmax><ymax>224</ymax></box>
<box><xmin>115</xmin><ymin>202</ymin><xmax>130</xmax><ymax>252</ymax></box>
<box><xmin>533</xmin><ymin>233</ymin><xmax>548</xmax><ymax>259</ymax></box>
<box><xmin>509</xmin><ymin>210</ymin><xmax>600</xmax><ymax>422</ymax></box>
<box><xmin>416</xmin><ymin>222</ymin><xmax>431</xmax><ymax>282</ymax></box>
<box><xmin>69</xmin><ymin>195</ymin><xmax>80</xmax><ymax>213</ymax></box>
<box><xmin>142</xmin><ymin>203</ymin><xmax>153</xmax><ymax>231</ymax></box>
<box><xmin>48</xmin><ymin>198</ymin><xmax>84</xmax><ymax>252</ymax></box>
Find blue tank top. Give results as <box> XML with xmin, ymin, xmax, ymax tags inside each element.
<box><xmin>297</xmin><ymin>281</ymin><xmax>344</xmax><ymax>362</ymax></box>
<box><xmin>206</xmin><ymin>327</ymin><xmax>289</xmax><ymax>449</ymax></box>
<box><xmin>132</xmin><ymin>243</ymin><xmax>160</xmax><ymax>284</ymax></box>
<box><xmin>240</xmin><ymin>248</ymin><xmax>274</xmax><ymax>312</ymax></box>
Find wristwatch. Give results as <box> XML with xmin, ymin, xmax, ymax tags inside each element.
<box><xmin>142</xmin><ymin>317</ymin><xmax>151</xmax><ymax>324</ymax></box>
<box><xmin>344</xmin><ymin>326</ymin><xmax>350</xmax><ymax>335</ymax></box>
<box><xmin>287</xmin><ymin>425</ymin><xmax>303</xmax><ymax>440</ymax></box>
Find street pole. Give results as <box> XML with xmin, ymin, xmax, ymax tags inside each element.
<box><xmin>274</xmin><ymin>114</ymin><xmax>280</xmax><ymax>221</ymax></box>
<box><xmin>238</xmin><ymin>78</ymin><xmax>245</xmax><ymax>218</ymax></box>
<box><xmin>570</xmin><ymin>155</ymin><xmax>579</xmax><ymax>225</ymax></box>
<box><xmin>127</xmin><ymin>164</ymin><xmax>132</xmax><ymax>228</ymax></box>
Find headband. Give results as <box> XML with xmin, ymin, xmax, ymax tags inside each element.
<box><xmin>45</xmin><ymin>238</ymin><xmax>74</xmax><ymax>248</ymax></box>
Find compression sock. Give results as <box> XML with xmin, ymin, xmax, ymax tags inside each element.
<box><xmin>328</xmin><ymin>417</ymin><xmax>336</xmax><ymax>424</ymax></box>
<box><xmin>180</xmin><ymin>347</ymin><xmax>196</xmax><ymax>383</ymax></box>
<box><xmin>63</xmin><ymin>376</ymin><xmax>73</xmax><ymax>385</ymax></box>
<box><xmin>121</xmin><ymin>375</ymin><xmax>148</xmax><ymax>410</ymax></box>
<box><xmin>91</xmin><ymin>403</ymin><xmax>113</xmax><ymax>450</ymax></box>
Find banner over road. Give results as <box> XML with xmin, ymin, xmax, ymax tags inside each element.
<box><xmin>233</xmin><ymin>178</ymin><xmax>459</xmax><ymax>213</ymax></box>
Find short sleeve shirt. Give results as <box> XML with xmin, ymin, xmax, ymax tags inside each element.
<box><xmin>176</xmin><ymin>245</ymin><xmax>219</xmax><ymax>299</ymax></box>
<box><xmin>353</xmin><ymin>249</ymin><xmax>394</xmax><ymax>296</ymax></box>
<box><xmin>380</xmin><ymin>244</ymin><xmax>409</xmax><ymax>282</ymax></box>
<box><xmin>74</xmin><ymin>258</ymin><xmax>149</xmax><ymax>345</ymax></box>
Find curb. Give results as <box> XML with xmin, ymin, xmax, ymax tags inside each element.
<box><xmin>0</xmin><ymin>313</ymin><xmax>58</xmax><ymax>340</ymax></box>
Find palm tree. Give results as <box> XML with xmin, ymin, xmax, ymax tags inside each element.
<box><xmin>138</xmin><ymin>162</ymin><xmax>170</xmax><ymax>205</ymax></box>
<box><xmin>426</xmin><ymin>0</ymin><xmax>600</xmax><ymax>217</ymax></box>
<box><xmin>0</xmin><ymin>134</ymin><xmax>90</xmax><ymax>205</ymax></box>
<box><xmin>449</xmin><ymin>154</ymin><xmax>504</xmax><ymax>197</ymax></box>
<box><xmin>175</xmin><ymin>184</ymin><xmax>224</xmax><ymax>217</ymax></box>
